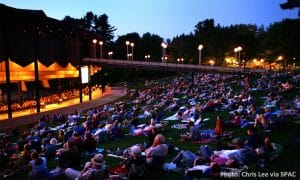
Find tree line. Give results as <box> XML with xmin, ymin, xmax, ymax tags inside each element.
<box><xmin>63</xmin><ymin>11</ymin><xmax>299</xmax><ymax>68</ymax></box>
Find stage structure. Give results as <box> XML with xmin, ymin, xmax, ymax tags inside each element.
<box><xmin>0</xmin><ymin>4</ymin><xmax>103</xmax><ymax>120</ymax></box>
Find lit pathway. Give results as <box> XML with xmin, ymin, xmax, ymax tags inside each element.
<box><xmin>0</xmin><ymin>87</ymin><xmax>127</xmax><ymax>130</ymax></box>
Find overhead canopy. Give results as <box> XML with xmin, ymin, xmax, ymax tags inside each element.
<box><xmin>0</xmin><ymin>3</ymin><xmax>102</xmax><ymax>66</ymax></box>
<box><xmin>0</xmin><ymin>59</ymin><xmax>101</xmax><ymax>83</ymax></box>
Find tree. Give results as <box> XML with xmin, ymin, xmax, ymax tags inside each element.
<box><xmin>95</xmin><ymin>14</ymin><xmax>116</xmax><ymax>43</ymax></box>
<box><xmin>63</xmin><ymin>12</ymin><xmax>116</xmax><ymax>44</ymax></box>
<box><xmin>280</xmin><ymin>0</ymin><xmax>300</xmax><ymax>17</ymax></box>
<box><xmin>262</xmin><ymin>19</ymin><xmax>300</xmax><ymax>65</ymax></box>
<box><xmin>63</xmin><ymin>16</ymin><xmax>83</xmax><ymax>28</ymax></box>
<box><xmin>194</xmin><ymin>19</ymin><xmax>215</xmax><ymax>34</ymax></box>
<box><xmin>140</xmin><ymin>33</ymin><xmax>163</xmax><ymax>61</ymax></box>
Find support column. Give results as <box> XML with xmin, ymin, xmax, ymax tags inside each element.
<box><xmin>2</xmin><ymin>11</ymin><xmax>12</xmax><ymax>119</ymax></box>
<box><xmin>78</xmin><ymin>33</ymin><xmax>83</xmax><ymax>103</ymax></box>
<box><xmin>88</xmin><ymin>65</ymin><xmax>92</xmax><ymax>101</ymax></box>
<box><xmin>34</xmin><ymin>31</ymin><xmax>40</xmax><ymax>113</ymax></box>
<box><xmin>79</xmin><ymin>65</ymin><xmax>83</xmax><ymax>103</ymax></box>
<box><xmin>5</xmin><ymin>58</ymin><xmax>12</xmax><ymax>119</ymax></box>
<box><xmin>34</xmin><ymin>58</ymin><xmax>40</xmax><ymax>113</ymax></box>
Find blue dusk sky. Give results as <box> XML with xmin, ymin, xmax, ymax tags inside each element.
<box><xmin>1</xmin><ymin>0</ymin><xmax>298</xmax><ymax>40</ymax></box>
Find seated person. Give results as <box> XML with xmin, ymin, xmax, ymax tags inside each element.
<box><xmin>255</xmin><ymin>107</ymin><xmax>277</xmax><ymax>128</ymax></box>
<box><xmin>233</xmin><ymin>111</ymin><xmax>241</xmax><ymax>127</ymax></box>
<box><xmin>43</xmin><ymin>138</ymin><xmax>61</xmax><ymax>157</ymax></box>
<box><xmin>65</xmin><ymin>153</ymin><xmax>107</xmax><ymax>180</ymax></box>
<box><xmin>93</xmin><ymin>124</ymin><xmax>107</xmax><ymax>143</ymax></box>
<box><xmin>256</xmin><ymin>136</ymin><xmax>277</xmax><ymax>162</ymax></box>
<box><xmin>244</xmin><ymin>127</ymin><xmax>263</xmax><ymax>150</ymax></box>
<box><xmin>122</xmin><ymin>144</ymin><xmax>145</xmax><ymax>158</ymax></box>
<box><xmin>145</xmin><ymin>134</ymin><xmax>168</xmax><ymax>168</ymax></box>
<box><xmin>83</xmin><ymin>132</ymin><xmax>97</xmax><ymax>153</ymax></box>
<box><xmin>180</xmin><ymin>121</ymin><xmax>201</xmax><ymax>141</ymax></box>
<box><xmin>145</xmin><ymin>126</ymin><xmax>157</xmax><ymax>148</ymax></box>
<box><xmin>109</xmin><ymin>121</ymin><xmax>123</xmax><ymax>140</ymax></box>
<box><xmin>254</xmin><ymin>113</ymin><xmax>266</xmax><ymax>128</ymax></box>
<box><xmin>223</xmin><ymin>111</ymin><xmax>241</xmax><ymax>131</ymax></box>
<box><xmin>124</xmin><ymin>145</ymin><xmax>148</xmax><ymax>179</ymax></box>
<box><xmin>69</xmin><ymin>132</ymin><xmax>84</xmax><ymax>153</ymax></box>
<box><xmin>28</xmin><ymin>152</ymin><xmax>49</xmax><ymax>180</ymax></box>
<box><xmin>73</xmin><ymin>122</ymin><xmax>85</xmax><ymax>136</ymax></box>
<box><xmin>19</xmin><ymin>143</ymin><xmax>33</xmax><ymax>168</ymax></box>
<box><xmin>55</xmin><ymin>141</ymin><xmax>81</xmax><ymax>169</ymax></box>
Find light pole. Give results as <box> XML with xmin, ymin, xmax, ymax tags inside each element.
<box><xmin>99</xmin><ymin>41</ymin><xmax>103</xmax><ymax>60</ymax></box>
<box><xmin>260</xmin><ymin>59</ymin><xmax>264</xmax><ymax>68</ymax></box>
<box><xmin>285</xmin><ymin>57</ymin><xmax>287</xmax><ymax>71</ymax></box>
<box><xmin>92</xmin><ymin>39</ymin><xmax>97</xmax><ymax>58</ymax></box>
<box><xmin>130</xmin><ymin>42</ymin><xmax>134</xmax><ymax>61</ymax></box>
<box><xmin>108</xmin><ymin>51</ymin><xmax>113</xmax><ymax>60</ymax></box>
<box><xmin>277</xmin><ymin>55</ymin><xmax>284</xmax><ymax>70</ymax></box>
<box><xmin>198</xmin><ymin>44</ymin><xmax>203</xmax><ymax>65</ymax></box>
<box><xmin>234</xmin><ymin>48</ymin><xmax>238</xmax><ymax>64</ymax></box>
<box><xmin>161</xmin><ymin>42</ymin><xmax>167</xmax><ymax>63</ymax></box>
<box><xmin>145</xmin><ymin>55</ymin><xmax>150</xmax><ymax>61</ymax></box>
<box><xmin>209</xmin><ymin>59</ymin><xmax>215</xmax><ymax>66</ymax></box>
<box><xmin>126</xmin><ymin>41</ymin><xmax>130</xmax><ymax>60</ymax></box>
<box><xmin>234</xmin><ymin>46</ymin><xmax>242</xmax><ymax>66</ymax></box>
<box><xmin>242</xmin><ymin>60</ymin><xmax>246</xmax><ymax>71</ymax></box>
<box><xmin>237</xmin><ymin>46</ymin><xmax>242</xmax><ymax>66</ymax></box>
<box><xmin>128</xmin><ymin>53</ymin><xmax>132</xmax><ymax>60</ymax></box>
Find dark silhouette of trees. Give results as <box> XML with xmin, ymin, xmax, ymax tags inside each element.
<box><xmin>280</xmin><ymin>0</ymin><xmax>300</xmax><ymax>17</ymax></box>
<box><xmin>261</xmin><ymin>19</ymin><xmax>300</xmax><ymax>64</ymax></box>
<box><xmin>96</xmin><ymin>14</ymin><xmax>116</xmax><ymax>43</ymax></box>
<box><xmin>61</xmin><ymin>7</ymin><xmax>298</xmax><ymax>69</ymax></box>
<box><xmin>112</xmin><ymin>32</ymin><xmax>163</xmax><ymax>61</ymax></box>
<box><xmin>63</xmin><ymin>12</ymin><xmax>116</xmax><ymax>44</ymax></box>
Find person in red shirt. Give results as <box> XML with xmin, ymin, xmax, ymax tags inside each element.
<box><xmin>214</xmin><ymin>116</ymin><xmax>224</xmax><ymax>137</ymax></box>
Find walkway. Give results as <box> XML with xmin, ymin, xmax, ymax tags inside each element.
<box><xmin>0</xmin><ymin>87</ymin><xmax>127</xmax><ymax>131</ymax></box>
<box><xmin>83</xmin><ymin>58</ymin><xmax>267</xmax><ymax>74</ymax></box>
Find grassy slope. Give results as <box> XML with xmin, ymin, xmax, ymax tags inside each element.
<box><xmin>3</xmin><ymin>75</ymin><xmax>300</xmax><ymax>179</ymax></box>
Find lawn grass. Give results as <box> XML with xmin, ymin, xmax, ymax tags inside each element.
<box><xmin>2</xmin><ymin>74</ymin><xmax>300</xmax><ymax>179</ymax></box>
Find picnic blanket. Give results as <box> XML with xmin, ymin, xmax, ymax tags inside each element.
<box><xmin>192</xmin><ymin>138</ymin><xmax>215</xmax><ymax>144</ymax></box>
<box><xmin>107</xmin><ymin>154</ymin><xmax>127</xmax><ymax>160</ymax></box>
<box><xmin>172</xmin><ymin>124</ymin><xmax>188</xmax><ymax>129</ymax></box>
<box><xmin>181</xmin><ymin>118</ymin><xmax>210</xmax><ymax>124</ymax></box>
<box><xmin>164</xmin><ymin>114</ymin><xmax>180</xmax><ymax>121</ymax></box>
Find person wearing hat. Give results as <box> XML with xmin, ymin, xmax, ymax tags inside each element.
<box><xmin>65</xmin><ymin>153</ymin><xmax>107</xmax><ymax>179</ymax></box>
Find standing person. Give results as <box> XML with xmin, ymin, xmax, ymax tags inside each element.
<box><xmin>214</xmin><ymin>116</ymin><xmax>224</xmax><ymax>137</ymax></box>
<box><xmin>28</xmin><ymin>152</ymin><xmax>49</xmax><ymax>180</ymax></box>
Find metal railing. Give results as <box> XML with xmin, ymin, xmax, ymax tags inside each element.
<box><xmin>83</xmin><ymin>58</ymin><xmax>267</xmax><ymax>74</ymax></box>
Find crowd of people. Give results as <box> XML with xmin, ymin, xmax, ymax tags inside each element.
<box><xmin>0</xmin><ymin>71</ymin><xmax>299</xmax><ymax>179</ymax></box>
